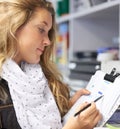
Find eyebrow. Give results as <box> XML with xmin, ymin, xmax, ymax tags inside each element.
<box><xmin>41</xmin><ymin>21</ymin><xmax>48</xmax><ymax>27</ymax></box>
<box><xmin>40</xmin><ymin>21</ymin><xmax>52</xmax><ymax>30</ymax></box>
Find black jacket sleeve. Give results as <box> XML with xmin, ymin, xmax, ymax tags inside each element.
<box><xmin>0</xmin><ymin>79</ymin><xmax>21</xmax><ymax>129</ymax></box>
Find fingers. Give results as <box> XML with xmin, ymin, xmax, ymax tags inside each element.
<box><xmin>76</xmin><ymin>102</ymin><xmax>102</xmax><ymax>128</ymax></box>
<box><xmin>92</xmin><ymin>110</ymin><xmax>102</xmax><ymax>126</ymax></box>
<box><xmin>76</xmin><ymin>88</ymin><xmax>91</xmax><ymax>97</ymax></box>
<box><xmin>84</xmin><ymin>102</ymin><xmax>102</xmax><ymax>126</ymax></box>
<box><xmin>64</xmin><ymin>102</ymin><xmax>102</xmax><ymax>129</ymax></box>
<box><xmin>75</xmin><ymin>101</ymin><xmax>89</xmax><ymax>113</ymax></box>
<box><xmin>70</xmin><ymin>89</ymin><xmax>91</xmax><ymax>106</ymax></box>
<box><xmin>83</xmin><ymin>102</ymin><xmax>97</xmax><ymax>115</ymax></box>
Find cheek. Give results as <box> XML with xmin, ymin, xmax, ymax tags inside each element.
<box><xmin>19</xmin><ymin>42</ymin><xmax>41</xmax><ymax>63</ymax></box>
<box><xmin>20</xmin><ymin>42</ymin><xmax>36</xmax><ymax>56</ymax></box>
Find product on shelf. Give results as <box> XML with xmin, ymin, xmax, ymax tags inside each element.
<box><xmin>56</xmin><ymin>0</ymin><xmax>69</xmax><ymax>17</ymax></box>
<box><xmin>55</xmin><ymin>22</ymin><xmax>69</xmax><ymax>66</ymax></box>
<box><xmin>90</xmin><ymin>0</ymin><xmax>107</xmax><ymax>6</ymax></box>
<box><xmin>72</xmin><ymin>0</ymin><xmax>91</xmax><ymax>12</ymax></box>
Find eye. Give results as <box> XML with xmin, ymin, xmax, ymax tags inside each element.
<box><xmin>38</xmin><ymin>28</ymin><xmax>45</xmax><ymax>33</ymax></box>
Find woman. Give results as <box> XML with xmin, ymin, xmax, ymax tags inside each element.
<box><xmin>0</xmin><ymin>0</ymin><xmax>101</xmax><ymax>129</ymax></box>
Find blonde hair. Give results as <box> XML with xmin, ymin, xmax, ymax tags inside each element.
<box><xmin>0</xmin><ymin>0</ymin><xmax>70</xmax><ymax>116</ymax></box>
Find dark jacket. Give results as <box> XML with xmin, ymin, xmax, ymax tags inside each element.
<box><xmin>0</xmin><ymin>78</ymin><xmax>21</xmax><ymax>129</ymax></box>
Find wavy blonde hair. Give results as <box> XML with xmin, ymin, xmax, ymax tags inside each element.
<box><xmin>0</xmin><ymin>0</ymin><xmax>70</xmax><ymax>116</ymax></box>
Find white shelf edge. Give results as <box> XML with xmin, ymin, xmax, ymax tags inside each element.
<box><xmin>56</xmin><ymin>0</ymin><xmax>120</xmax><ymax>24</ymax></box>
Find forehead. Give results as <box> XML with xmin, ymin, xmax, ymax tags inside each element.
<box><xmin>31</xmin><ymin>8</ymin><xmax>52</xmax><ymax>29</ymax></box>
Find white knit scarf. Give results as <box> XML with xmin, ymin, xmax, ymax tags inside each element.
<box><xmin>1</xmin><ymin>59</ymin><xmax>62</xmax><ymax>129</ymax></box>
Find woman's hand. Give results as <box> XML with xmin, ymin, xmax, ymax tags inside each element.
<box><xmin>63</xmin><ymin>102</ymin><xmax>102</xmax><ymax>129</ymax></box>
<box><xmin>69</xmin><ymin>88</ymin><xmax>90</xmax><ymax>107</ymax></box>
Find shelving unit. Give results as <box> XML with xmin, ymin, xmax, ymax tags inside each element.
<box><xmin>55</xmin><ymin>0</ymin><xmax>120</xmax><ymax>60</ymax></box>
<box><xmin>50</xmin><ymin>0</ymin><xmax>120</xmax><ymax>91</ymax></box>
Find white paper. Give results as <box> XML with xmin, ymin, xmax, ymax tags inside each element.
<box><xmin>63</xmin><ymin>70</ymin><xmax>120</xmax><ymax>127</ymax></box>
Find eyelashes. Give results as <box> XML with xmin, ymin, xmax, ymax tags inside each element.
<box><xmin>38</xmin><ymin>28</ymin><xmax>45</xmax><ymax>33</ymax></box>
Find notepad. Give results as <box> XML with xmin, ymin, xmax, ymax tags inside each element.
<box><xmin>62</xmin><ymin>70</ymin><xmax>120</xmax><ymax>127</ymax></box>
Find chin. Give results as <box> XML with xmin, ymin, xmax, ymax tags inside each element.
<box><xmin>27</xmin><ymin>59</ymin><xmax>40</xmax><ymax>64</ymax></box>
<box><xmin>27</xmin><ymin>56</ymin><xmax>41</xmax><ymax>64</ymax></box>
<box><xmin>34</xmin><ymin>58</ymin><xmax>41</xmax><ymax>64</ymax></box>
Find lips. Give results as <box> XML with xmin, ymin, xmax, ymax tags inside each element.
<box><xmin>38</xmin><ymin>48</ymin><xmax>43</xmax><ymax>52</ymax></box>
<box><xmin>36</xmin><ymin>48</ymin><xmax>43</xmax><ymax>55</ymax></box>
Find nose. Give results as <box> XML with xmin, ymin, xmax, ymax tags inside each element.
<box><xmin>43</xmin><ymin>35</ymin><xmax>51</xmax><ymax>46</ymax></box>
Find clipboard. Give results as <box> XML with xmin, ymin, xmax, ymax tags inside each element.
<box><xmin>62</xmin><ymin>68</ymin><xmax>120</xmax><ymax>127</ymax></box>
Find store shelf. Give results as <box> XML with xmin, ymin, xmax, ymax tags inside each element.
<box><xmin>51</xmin><ymin>0</ymin><xmax>120</xmax><ymax>87</ymax></box>
<box><xmin>56</xmin><ymin>0</ymin><xmax>120</xmax><ymax>24</ymax></box>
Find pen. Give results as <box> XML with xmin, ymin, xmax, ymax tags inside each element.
<box><xmin>74</xmin><ymin>95</ymin><xmax>104</xmax><ymax>117</ymax></box>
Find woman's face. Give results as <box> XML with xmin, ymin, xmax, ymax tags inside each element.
<box><xmin>14</xmin><ymin>8</ymin><xmax>52</xmax><ymax>64</ymax></box>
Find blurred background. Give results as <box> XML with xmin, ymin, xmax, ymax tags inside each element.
<box><xmin>49</xmin><ymin>0</ymin><xmax>120</xmax><ymax>95</ymax></box>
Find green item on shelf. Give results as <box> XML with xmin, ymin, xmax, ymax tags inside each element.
<box><xmin>57</xmin><ymin>0</ymin><xmax>69</xmax><ymax>17</ymax></box>
<box><xmin>106</xmin><ymin>124</ymin><xmax>120</xmax><ymax>129</ymax></box>
<box><xmin>57</xmin><ymin>1</ymin><xmax>62</xmax><ymax>17</ymax></box>
<box><xmin>62</xmin><ymin>0</ymin><xmax>69</xmax><ymax>15</ymax></box>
